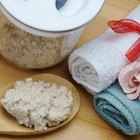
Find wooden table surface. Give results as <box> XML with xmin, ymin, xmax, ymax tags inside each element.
<box><xmin>0</xmin><ymin>0</ymin><xmax>140</xmax><ymax>139</ymax></box>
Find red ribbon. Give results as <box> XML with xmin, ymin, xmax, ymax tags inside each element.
<box><xmin>108</xmin><ymin>19</ymin><xmax>140</xmax><ymax>62</ymax></box>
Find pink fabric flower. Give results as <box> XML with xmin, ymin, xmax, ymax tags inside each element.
<box><xmin>118</xmin><ymin>61</ymin><xmax>140</xmax><ymax>100</ymax></box>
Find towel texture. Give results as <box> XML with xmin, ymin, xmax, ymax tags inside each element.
<box><xmin>93</xmin><ymin>82</ymin><xmax>140</xmax><ymax>135</ymax></box>
<box><xmin>68</xmin><ymin>5</ymin><xmax>140</xmax><ymax>94</ymax></box>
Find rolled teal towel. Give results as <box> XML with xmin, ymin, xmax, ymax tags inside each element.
<box><xmin>93</xmin><ymin>82</ymin><xmax>140</xmax><ymax>135</ymax></box>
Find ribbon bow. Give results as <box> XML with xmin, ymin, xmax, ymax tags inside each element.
<box><xmin>108</xmin><ymin>19</ymin><xmax>140</xmax><ymax>62</ymax></box>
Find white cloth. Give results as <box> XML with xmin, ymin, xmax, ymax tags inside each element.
<box><xmin>68</xmin><ymin>5</ymin><xmax>140</xmax><ymax>95</ymax></box>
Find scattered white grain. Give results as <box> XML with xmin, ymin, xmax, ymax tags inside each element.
<box><xmin>1</xmin><ymin>78</ymin><xmax>73</xmax><ymax>131</ymax></box>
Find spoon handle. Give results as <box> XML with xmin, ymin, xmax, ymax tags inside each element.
<box><xmin>56</xmin><ymin>0</ymin><xmax>67</xmax><ymax>9</ymax></box>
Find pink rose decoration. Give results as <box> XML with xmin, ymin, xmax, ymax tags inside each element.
<box><xmin>118</xmin><ymin>61</ymin><xmax>140</xmax><ymax>100</ymax></box>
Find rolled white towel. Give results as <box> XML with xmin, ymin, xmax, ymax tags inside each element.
<box><xmin>68</xmin><ymin>5</ymin><xmax>140</xmax><ymax>95</ymax></box>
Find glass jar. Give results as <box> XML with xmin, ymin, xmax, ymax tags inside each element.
<box><xmin>0</xmin><ymin>0</ymin><xmax>104</xmax><ymax>69</ymax></box>
<box><xmin>0</xmin><ymin>10</ymin><xmax>84</xmax><ymax>69</ymax></box>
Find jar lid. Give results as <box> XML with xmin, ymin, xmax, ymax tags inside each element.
<box><xmin>0</xmin><ymin>0</ymin><xmax>104</xmax><ymax>33</ymax></box>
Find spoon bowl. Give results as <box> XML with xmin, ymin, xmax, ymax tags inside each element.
<box><xmin>0</xmin><ymin>74</ymin><xmax>80</xmax><ymax>136</ymax></box>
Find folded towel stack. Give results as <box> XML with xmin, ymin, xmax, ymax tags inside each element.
<box><xmin>68</xmin><ymin>5</ymin><xmax>140</xmax><ymax>95</ymax></box>
<box><xmin>93</xmin><ymin>82</ymin><xmax>140</xmax><ymax>135</ymax></box>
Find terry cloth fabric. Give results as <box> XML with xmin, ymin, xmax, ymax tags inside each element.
<box><xmin>68</xmin><ymin>5</ymin><xmax>140</xmax><ymax>95</ymax></box>
<box><xmin>93</xmin><ymin>82</ymin><xmax>140</xmax><ymax>135</ymax></box>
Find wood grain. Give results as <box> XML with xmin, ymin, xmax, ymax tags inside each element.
<box><xmin>0</xmin><ymin>0</ymin><xmax>139</xmax><ymax>139</ymax></box>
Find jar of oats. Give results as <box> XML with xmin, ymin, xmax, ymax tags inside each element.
<box><xmin>0</xmin><ymin>0</ymin><xmax>104</xmax><ymax>69</ymax></box>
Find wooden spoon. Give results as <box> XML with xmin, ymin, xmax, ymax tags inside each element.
<box><xmin>0</xmin><ymin>74</ymin><xmax>80</xmax><ymax>136</ymax></box>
